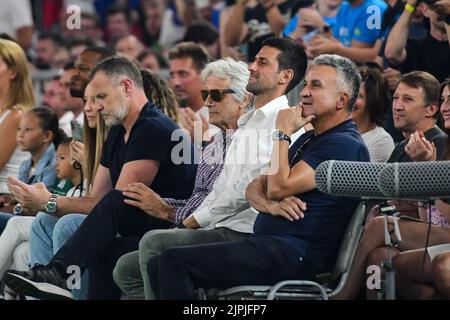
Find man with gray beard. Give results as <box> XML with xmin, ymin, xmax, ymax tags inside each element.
<box><xmin>5</xmin><ymin>56</ymin><xmax>197</xmax><ymax>300</ymax></box>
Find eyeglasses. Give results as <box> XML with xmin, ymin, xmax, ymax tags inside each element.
<box><xmin>200</xmin><ymin>89</ymin><xmax>235</xmax><ymax>102</ymax></box>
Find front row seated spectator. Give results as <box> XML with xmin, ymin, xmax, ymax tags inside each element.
<box><xmin>6</xmin><ymin>36</ymin><xmax>308</xmax><ymax>300</ymax></box>
<box><xmin>113</xmin><ymin>57</ymin><xmax>251</xmax><ymax>299</ymax></box>
<box><xmin>144</xmin><ymin>54</ymin><xmax>370</xmax><ymax>299</ymax></box>
<box><xmin>113</xmin><ymin>37</ymin><xmax>309</xmax><ymax>300</ymax></box>
<box><xmin>0</xmin><ymin>107</ymin><xmax>66</xmax><ymax>234</ymax></box>
<box><xmin>0</xmin><ymin>137</ymin><xmax>84</xmax><ymax>300</ymax></box>
<box><xmin>26</xmin><ymin>91</ymin><xmax>110</xmax><ymax>300</ymax></box>
<box><xmin>4</xmin><ymin>56</ymin><xmax>198</xmax><ymax>300</ymax></box>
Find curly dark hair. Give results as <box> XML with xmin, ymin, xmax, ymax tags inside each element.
<box><xmin>140</xmin><ymin>69</ymin><xmax>179</xmax><ymax>123</ymax></box>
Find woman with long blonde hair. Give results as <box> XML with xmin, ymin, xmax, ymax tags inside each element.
<box><xmin>70</xmin><ymin>107</ymin><xmax>110</xmax><ymax>193</ymax></box>
<box><xmin>26</xmin><ymin>88</ymin><xmax>110</xmax><ymax>300</ymax></box>
<box><xmin>0</xmin><ymin>39</ymin><xmax>35</xmax><ymax>197</ymax></box>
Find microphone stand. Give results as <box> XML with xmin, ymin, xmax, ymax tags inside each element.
<box><xmin>378</xmin><ymin>201</ymin><xmax>402</xmax><ymax>300</ymax></box>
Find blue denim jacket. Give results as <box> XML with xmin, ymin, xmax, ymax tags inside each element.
<box><xmin>18</xmin><ymin>144</ymin><xmax>56</xmax><ymax>188</ymax></box>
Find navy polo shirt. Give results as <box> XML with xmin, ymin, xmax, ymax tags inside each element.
<box><xmin>253</xmin><ymin>119</ymin><xmax>370</xmax><ymax>272</ymax></box>
<box><xmin>100</xmin><ymin>102</ymin><xmax>197</xmax><ymax>199</ymax></box>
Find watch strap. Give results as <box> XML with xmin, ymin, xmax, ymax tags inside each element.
<box><xmin>273</xmin><ymin>130</ymin><xmax>292</xmax><ymax>144</ymax></box>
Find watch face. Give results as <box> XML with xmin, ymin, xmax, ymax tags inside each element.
<box><xmin>46</xmin><ymin>202</ymin><xmax>57</xmax><ymax>213</ymax></box>
<box><xmin>272</xmin><ymin>130</ymin><xmax>282</xmax><ymax>140</ymax></box>
<box><xmin>14</xmin><ymin>204</ymin><xmax>23</xmax><ymax>215</ymax></box>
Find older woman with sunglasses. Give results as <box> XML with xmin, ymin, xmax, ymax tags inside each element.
<box><xmin>351</xmin><ymin>66</ymin><xmax>395</xmax><ymax>162</ymax></box>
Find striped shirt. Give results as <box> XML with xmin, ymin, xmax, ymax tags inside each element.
<box><xmin>164</xmin><ymin>131</ymin><xmax>233</xmax><ymax>223</ymax></box>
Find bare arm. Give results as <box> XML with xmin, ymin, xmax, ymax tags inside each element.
<box><xmin>435</xmin><ymin>199</ymin><xmax>450</xmax><ymax>223</ymax></box>
<box><xmin>266</xmin><ymin>106</ymin><xmax>315</xmax><ymax>200</ymax></box>
<box><xmin>7</xmin><ymin>160</ymin><xmax>160</xmax><ymax>217</ymax></box>
<box><xmin>384</xmin><ymin>7</ymin><xmax>413</xmax><ymax>66</ymax></box>
<box><xmin>246</xmin><ymin>175</ymin><xmax>307</xmax><ymax>221</ymax></box>
<box><xmin>15</xmin><ymin>26</ymin><xmax>33</xmax><ymax>50</ymax></box>
<box><xmin>334</xmin><ymin>39</ymin><xmax>381</xmax><ymax>64</ymax></box>
<box><xmin>219</xmin><ymin>6</ymin><xmax>247</xmax><ymax>58</ymax></box>
<box><xmin>262</xmin><ymin>2</ymin><xmax>287</xmax><ymax>35</ymax></box>
<box><xmin>219</xmin><ymin>7</ymin><xmax>233</xmax><ymax>58</ymax></box>
<box><xmin>114</xmin><ymin>159</ymin><xmax>160</xmax><ymax>190</ymax></box>
<box><xmin>246</xmin><ymin>175</ymin><xmax>272</xmax><ymax>212</ymax></box>
<box><xmin>267</xmin><ymin>155</ymin><xmax>316</xmax><ymax>200</ymax></box>
<box><xmin>224</xmin><ymin>1</ymin><xmax>247</xmax><ymax>47</ymax></box>
<box><xmin>309</xmin><ymin>35</ymin><xmax>380</xmax><ymax>64</ymax></box>
<box><xmin>0</xmin><ymin>109</ymin><xmax>22</xmax><ymax>172</ymax></box>
<box><xmin>56</xmin><ymin>159</ymin><xmax>160</xmax><ymax>216</ymax></box>
<box><xmin>52</xmin><ymin>164</ymin><xmax>113</xmax><ymax>216</ymax></box>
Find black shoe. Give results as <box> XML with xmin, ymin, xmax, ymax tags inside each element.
<box><xmin>3</xmin><ymin>265</ymin><xmax>73</xmax><ymax>300</ymax></box>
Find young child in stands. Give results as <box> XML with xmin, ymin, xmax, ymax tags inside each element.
<box><xmin>0</xmin><ymin>137</ymin><xmax>84</xmax><ymax>299</ymax></box>
<box><xmin>0</xmin><ymin>106</ymin><xmax>65</xmax><ymax>233</ymax></box>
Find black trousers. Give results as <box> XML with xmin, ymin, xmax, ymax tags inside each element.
<box><xmin>148</xmin><ymin>236</ymin><xmax>319</xmax><ymax>300</ymax></box>
<box><xmin>88</xmin><ymin>236</ymin><xmax>141</xmax><ymax>300</ymax></box>
<box><xmin>52</xmin><ymin>190</ymin><xmax>172</xmax><ymax>289</ymax></box>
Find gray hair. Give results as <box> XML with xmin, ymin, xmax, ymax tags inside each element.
<box><xmin>89</xmin><ymin>55</ymin><xmax>143</xmax><ymax>88</ymax></box>
<box><xmin>200</xmin><ymin>58</ymin><xmax>250</xmax><ymax>103</ymax></box>
<box><xmin>311</xmin><ymin>54</ymin><xmax>361</xmax><ymax>111</ymax></box>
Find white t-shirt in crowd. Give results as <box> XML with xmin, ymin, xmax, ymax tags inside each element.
<box><xmin>0</xmin><ymin>0</ymin><xmax>33</xmax><ymax>40</ymax></box>
<box><xmin>361</xmin><ymin>125</ymin><xmax>395</xmax><ymax>163</ymax></box>
<box><xmin>159</xmin><ymin>9</ymin><xmax>186</xmax><ymax>48</ymax></box>
<box><xmin>59</xmin><ymin>111</ymin><xmax>75</xmax><ymax>137</ymax></box>
<box><xmin>0</xmin><ymin>110</ymin><xmax>30</xmax><ymax>194</ymax></box>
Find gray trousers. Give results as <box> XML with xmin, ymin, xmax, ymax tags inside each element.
<box><xmin>112</xmin><ymin>227</ymin><xmax>247</xmax><ymax>300</ymax></box>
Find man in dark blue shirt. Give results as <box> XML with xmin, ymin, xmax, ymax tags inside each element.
<box><xmin>144</xmin><ymin>54</ymin><xmax>370</xmax><ymax>299</ymax></box>
<box><xmin>100</xmin><ymin>102</ymin><xmax>197</xmax><ymax>200</ymax></box>
<box><xmin>5</xmin><ymin>56</ymin><xmax>197</xmax><ymax>299</ymax></box>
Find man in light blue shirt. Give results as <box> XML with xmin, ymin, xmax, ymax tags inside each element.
<box><xmin>307</xmin><ymin>0</ymin><xmax>387</xmax><ymax>64</ymax></box>
<box><xmin>333</xmin><ymin>0</ymin><xmax>387</xmax><ymax>46</ymax></box>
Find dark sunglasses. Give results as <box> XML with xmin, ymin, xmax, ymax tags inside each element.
<box><xmin>201</xmin><ymin>89</ymin><xmax>235</xmax><ymax>102</ymax></box>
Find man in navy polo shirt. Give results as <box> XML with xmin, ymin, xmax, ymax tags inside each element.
<box><xmin>4</xmin><ymin>56</ymin><xmax>197</xmax><ymax>299</ymax></box>
<box><xmin>146</xmin><ymin>54</ymin><xmax>370</xmax><ymax>299</ymax></box>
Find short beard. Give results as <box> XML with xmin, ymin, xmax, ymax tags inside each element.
<box><xmin>105</xmin><ymin>101</ymin><xmax>129</xmax><ymax>126</ymax></box>
<box><xmin>246</xmin><ymin>82</ymin><xmax>264</xmax><ymax>96</ymax></box>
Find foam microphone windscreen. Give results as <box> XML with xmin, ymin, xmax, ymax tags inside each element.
<box><xmin>378</xmin><ymin>161</ymin><xmax>450</xmax><ymax>201</ymax></box>
<box><xmin>315</xmin><ymin>160</ymin><xmax>388</xmax><ymax>199</ymax></box>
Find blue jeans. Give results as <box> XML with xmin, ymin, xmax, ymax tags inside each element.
<box><xmin>0</xmin><ymin>212</ymin><xmax>14</xmax><ymax>234</ymax></box>
<box><xmin>29</xmin><ymin>212</ymin><xmax>88</xmax><ymax>299</ymax></box>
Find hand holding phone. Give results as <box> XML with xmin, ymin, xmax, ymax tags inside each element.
<box><xmin>71</xmin><ymin>120</ymin><xmax>83</xmax><ymax>142</ymax></box>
